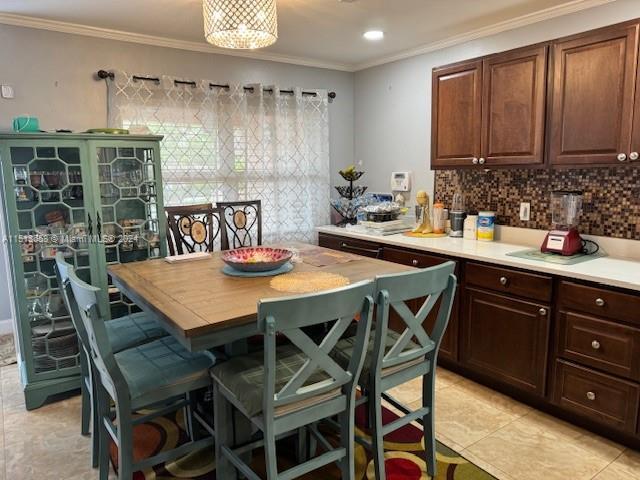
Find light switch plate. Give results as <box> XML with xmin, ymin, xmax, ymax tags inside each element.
<box><xmin>1</xmin><ymin>85</ymin><xmax>14</xmax><ymax>99</ymax></box>
<box><xmin>519</xmin><ymin>202</ymin><xmax>531</xmax><ymax>221</ymax></box>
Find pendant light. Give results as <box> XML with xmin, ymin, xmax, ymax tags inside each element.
<box><xmin>203</xmin><ymin>0</ymin><xmax>278</xmax><ymax>50</ymax></box>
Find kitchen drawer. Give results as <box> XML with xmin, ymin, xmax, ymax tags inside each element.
<box><xmin>317</xmin><ymin>233</ymin><xmax>382</xmax><ymax>258</ymax></box>
<box><xmin>553</xmin><ymin>360</ymin><xmax>640</xmax><ymax>433</ymax></box>
<box><xmin>558</xmin><ymin>282</ymin><xmax>640</xmax><ymax>326</ymax></box>
<box><xmin>382</xmin><ymin>247</ymin><xmax>459</xmax><ymax>272</ymax></box>
<box><xmin>558</xmin><ymin>311</ymin><xmax>640</xmax><ymax>381</ymax></box>
<box><xmin>466</xmin><ymin>262</ymin><xmax>552</xmax><ymax>303</ymax></box>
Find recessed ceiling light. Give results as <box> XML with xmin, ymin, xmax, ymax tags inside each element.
<box><xmin>363</xmin><ymin>30</ymin><xmax>384</xmax><ymax>41</ymax></box>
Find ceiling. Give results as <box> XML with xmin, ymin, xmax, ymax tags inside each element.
<box><xmin>0</xmin><ymin>0</ymin><xmax>614</xmax><ymax>71</ymax></box>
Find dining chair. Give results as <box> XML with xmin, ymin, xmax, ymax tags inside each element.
<box><xmin>165</xmin><ymin>203</ymin><xmax>229</xmax><ymax>254</ymax></box>
<box><xmin>55</xmin><ymin>252</ymin><xmax>169</xmax><ymax>468</ymax></box>
<box><xmin>331</xmin><ymin>262</ymin><xmax>457</xmax><ymax>478</ymax></box>
<box><xmin>210</xmin><ymin>280</ymin><xmax>375</xmax><ymax>480</ymax></box>
<box><xmin>66</xmin><ymin>266</ymin><xmax>217</xmax><ymax>480</ymax></box>
<box><xmin>217</xmin><ymin>200</ymin><xmax>262</xmax><ymax>249</ymax></box>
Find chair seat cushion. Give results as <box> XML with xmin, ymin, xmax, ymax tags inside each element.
<box><xmin>105</xmin><ymin>312</ymin><xmax>168</xmax><ymax>353</ymax></box>
<box><xmin>332</xmin><ymin>330</ymin><xmax>433</xmax><ymax>388</ymax></box>
<box><xmin>210</xmin><ymin>345</ymin><xmax>335</xmax><ymax>418</ymax></box>
<box><xmin>116</xmin><ymin>336</ymin><xmax>215</xmax><ymax>407</ymax></box>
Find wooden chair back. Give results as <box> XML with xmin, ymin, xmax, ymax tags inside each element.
<box><xmin>217</xmin><ymin>200</ymin><xmax>262</xmax><ymax>249</ymax></box>
<box><xmin>373</xmin><ymin>262</ymin><xmax>457</xmax><ymax>371</ymax></box>
<box><xmin>257</xmin><ymin>280</ymin><xmax>375</xmax><ymax>418</ymax></box>
<box><xmin>67</xmin><ymin>268</ymin><xmax>128</xmax><ymax>401</ymax></box>
<box><xmin>54</xmin><ymin>253</ymin><xmax>90</xmax><ymax>350</ymax></box>
<box><xmin>165</xmin><ymin>203</ymin><xmax>228</xmax><ymax>255</ymax></box>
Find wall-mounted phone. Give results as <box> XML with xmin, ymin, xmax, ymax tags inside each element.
<box><xmin>390</xmin><ymin>171</ymin><xmax>411</xmax><ymax>192</ymax></box>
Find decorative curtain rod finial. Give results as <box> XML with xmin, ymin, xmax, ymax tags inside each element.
<box><xmin>96</xmin><ymin>70</ymin><xmax>115</xmax><ymax>80</ymax></box>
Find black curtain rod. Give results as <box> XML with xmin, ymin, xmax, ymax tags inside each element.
<box><xmin>97</xmin><ymin>70</ymin><xmax>336</xmax><ymax>99</ymax></box>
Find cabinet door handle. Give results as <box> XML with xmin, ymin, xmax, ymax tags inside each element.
<box><xmin>538</xmin><ymin>308</ymin><xmax>547</xmax><ymax>316</ymax></box>
<box><xmin>595</xmin><ymin>298</ymin><xmax>605</xmax><ymax>307</ymax></box>
<box><xmin>472</xmin><ymin>157</ymin><xmax>479</xmax><ymax>165</ymax></box>
<box><xmin>87</xmin><ymin>213</ymin><xmax>93</xmax><ymax>236</ymax></box>
<box><xmin>499</xmin><ymin>276</ymin><xmax>508</xmax><ymax>286</ymax></box>
<box><xmin>591</xmin><ymin>340</ymin><xmax>601</xmax><ymax>350</ymax></box>
<box><xmin>630</xmin><ymin>152</ymin><xmax>639</xmax><ymax>161</ymax></box>
<box><xmin>478</xmin><ymin>157</ymin><xmax>486</xmax><ymax>165</ymax></box>
<box><xmin>586</xmin><ymin>391</ymin><xmax>596</xmax><ymax>401</ymax></box>
<box><xmin>96</xmin><ymin>212</ymin><xmax>102</xmax><ymax>238</ymax></box>
<box><xmin>617</xmin><ymin>153</ymin><xmax>627</xmax><ymax>162</ymax></box>
<box><xmin>340</xmin><ymin>242</ymin><xmax>381</xmax><ymax>258</ymax></box>
<box><xmin>411</xmin><ymin>259</ymin><xmax>419</xmax><ymax>266</ymax></box>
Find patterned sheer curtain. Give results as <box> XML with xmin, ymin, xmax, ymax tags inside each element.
<box><xmin>107</xmin><ymin>71</ymin><xmax>330</xmax><ymax>243</ymax></box>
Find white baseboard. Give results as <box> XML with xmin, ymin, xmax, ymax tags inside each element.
<box><xmin>0</xmin><ymin>318</ymin><xmax>13</xmax><ymax>335</ymax></box>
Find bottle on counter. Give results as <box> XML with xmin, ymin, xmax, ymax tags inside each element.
<box><xmin>449</xmin><ymin>192</ymin><xmax>466</xmax><ymax>238</ymax></box>
<box><xmin>463</xmin><ymin>214</ymin><xmax>478</xmax><ymax>240</ymax></box>
<box><xmin>432</xmin><ymin>201</ymin><xmax>446</xmax><ymax>234</ymax></box>
<box><xmin>477</xmin><ymin>211</ymin><xmax>496</xmax><ymax>241</ymax></box>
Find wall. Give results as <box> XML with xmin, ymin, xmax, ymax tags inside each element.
<box><xmin>0</xmin><ymin>23</ymin><xmax>356</xmax><ymax>326</ymax></box>
<box><xmin>354</xmin><ymin>0</ymin><xmax>640</xmax><ymax>205</ymax></box>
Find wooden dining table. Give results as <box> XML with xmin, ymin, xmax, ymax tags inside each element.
<box><xmin>108</xmin><ymin>242</ymin><xmax>413</xmax><ymax>353</ymax></box>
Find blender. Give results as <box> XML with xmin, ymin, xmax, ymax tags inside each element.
<box><xmin>541</xmin><ymin>190</ymin><xmax>584</xmax><ymax>256</ymax></box>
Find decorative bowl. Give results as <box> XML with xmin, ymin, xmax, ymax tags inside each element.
<box><xmin>222</xmin><ymin>247</ymin><xmax>293</xmax><ymax>272</ymax></box>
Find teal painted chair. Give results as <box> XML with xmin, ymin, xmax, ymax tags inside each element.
<box><xmin>332</xmin><ymin>262</ymin><xmax>457</xmax><ymax>478</ymax></box>
<box><xmin>55</xmin><ymin>253</ymin><xmax>168</xmax><ymax>468</ymax></box>
<box><xmin>66</xmin><ymin>267</ymin><xmax>217</xmax><ymax>480</ymax></box>
<box><xmin>210</xmin><ymin>280</ymin><xmax>375</xmax><ymax>480</ymax></box>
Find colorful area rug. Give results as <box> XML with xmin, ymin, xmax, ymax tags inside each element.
<box><xmin>112</xmin><ymin>405</ymin><xmax>496</xmax><ymax>479</ymax></box>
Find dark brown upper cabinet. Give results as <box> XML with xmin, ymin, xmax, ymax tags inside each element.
<box><xmin>431</xmin><ymin>60</ymin><xmax>482</xmax><ymax>168</ymax></box>
<box><xmin>481</xmin><ymin>45</ymin><xmax>548</xmax><ymax>166</ymax></box>
<box><xmin>549</xmin><ymin>23</ymin><xmax>639</xmax><ymax>166</ymax></box>
<box><xmin>431</xmin><ymin>46</ymin><xmax>547</xmax><ymax>169</ymax></box>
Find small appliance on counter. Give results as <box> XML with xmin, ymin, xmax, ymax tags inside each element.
<box><xmin>449</xmin><ymin>192</ymin><xmax>466</xmax><ymax>238</ymax></box>
<box><xmin>541</xmin><ymin>190</ymin><xmax>584</xmax><ymax>256</ymax></box>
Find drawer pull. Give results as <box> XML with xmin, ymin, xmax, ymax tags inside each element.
<box><xmin>499</xmin><ymin>276</ymin><xmax>508</xmax><ymax>286</ymax></box>
<box><xmin>595</xmin><ymin>298</ymin><xmax>605</xmax><ymax>307</ymax></box>
<box><xmin>591</xmin><ymin>340</ymin><xmax>601</xmax><ymax>350</ymax></box>
<box><xmin>412</xmin><ymin>259</ymin><xmax>419</xmax><ymax>266</ymax></box>
<box><xmin>538</xmin><ymin>308</ymin><xmax>547</xmax><ymax>316</ymax></box>
<box><xmin>586</xmin><ymin>391</ymin><xmax>596</xmax><ymax>401</ymax></box>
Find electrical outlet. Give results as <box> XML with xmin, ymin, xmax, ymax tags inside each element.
<box><xmin>1</xmin><ymin>85</ymin><xmax>14</xmax><ymax>99</ymax></box>
<box><xmin>519</xmin><ymin>202</ymin><xmax>531</xmax><ymax>221</ymax></box>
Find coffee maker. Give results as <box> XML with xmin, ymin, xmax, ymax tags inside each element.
<box><xmin>541</xmin><ymin>190</ymin><xmax>584</xmax><ymax>256</ymax></box>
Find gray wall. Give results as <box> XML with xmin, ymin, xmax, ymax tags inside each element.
<box><xmin>354</xmin><ymin>0</ymin><xmax>640</xmax><ymax>203</ymax></box>
<box><xmin>0</xmin><ymin>23</ymin><xmax>356</xmax><ymax>325</ymax></box>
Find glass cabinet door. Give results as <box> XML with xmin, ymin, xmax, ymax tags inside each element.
<box><xmin>1</xmin><ymin>142</ymin><xmax>98</xmax><ymax>380</ymax></box>
<box><xmin>88</xmin><ymin>142</ymin><xmax>166</xmax><ymax>320</ymax></box>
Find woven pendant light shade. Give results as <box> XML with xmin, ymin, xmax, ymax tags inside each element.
<box><xmin>203</xmin><ymin>0</ymin><xmax>278</xmax><ymax>50</ymax></box>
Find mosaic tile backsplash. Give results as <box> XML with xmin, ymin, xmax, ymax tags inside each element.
<box><xmin>435</xmin><ymin>167</ymin><xmax>640</xmax><ymax>240</ymax></box>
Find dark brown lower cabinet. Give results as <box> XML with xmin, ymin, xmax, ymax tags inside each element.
<box><xmin>553</xmin><ymin>360</ymin><xmax>640</xmax><ymax>433</ymax></box>
<box><xmin>461</xmin><ymin>287</ymin><xmax>550</xmax><ymax>396</ymax></box>
<box><xmin>318</xmin><ymin>232</ymin><xmax>640</xmax><ymax>447</ymax></box>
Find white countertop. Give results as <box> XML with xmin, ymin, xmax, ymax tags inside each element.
<box><xmin>317</xmin><ymin>225</ymin><xmax>640</xmax><ymax>292</ymax></box>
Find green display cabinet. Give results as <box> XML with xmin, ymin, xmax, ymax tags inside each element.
<box><xmin>0</xmin><ymin>133</ymin><xmax>167</xmax><ymax>409</ymax></box>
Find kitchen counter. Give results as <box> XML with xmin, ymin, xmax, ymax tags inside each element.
<box><xmin>317</xmin><ymin>225</ymin><xmax>640</xmax><ymax>292</ymax></box>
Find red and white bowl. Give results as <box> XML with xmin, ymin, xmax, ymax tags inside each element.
<box><xmin>222</xmin><ymin>247</ymin><xmax>293</xmax><ymax>272</ymax></box>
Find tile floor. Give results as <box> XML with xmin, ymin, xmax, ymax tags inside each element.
<box><xmin>0</xmin><ymin>363</ymin><xmax>638</xmax><ymax>479</ymax></box>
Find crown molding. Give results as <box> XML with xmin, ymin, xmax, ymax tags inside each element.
<box><xmin>0</xmin><ymin>12</ymin><xmax>354</xmax><ymax>72</ymax></box>
<box><xmin>0</xmin><ymin>0</ymin><xmax>616</xmax><ymax>73</ymax></box>
<box><xmin>352</xmin><ymin>0</ymin><xmax>617</xmax><ymax>71</ymax></box>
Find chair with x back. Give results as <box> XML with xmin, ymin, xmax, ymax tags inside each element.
<box><xmin>66</xmin><ymin>268</ymin><xmax>216</xmax><ymax>480</ymax></box>
<box><xmin>210</xmin><ymin>280</ymin><xmax>375</xmax><ymax>480</ymax></box>
<box><xmin>331</xmin><ymin>262</ymin><xmax>457</xmax><ymax>478</ymax></box>
<box><xmin>217</xmin><ymin>200</ymin><xmax>262</xmax><ymax>249</ymax></box>
<box><xmin>55</xmin><ymin>252</ymin><xmax>169</xmax><ymax>469</ymax></box>
<box><xmin>165</xmin><ymin>203</ymin><xmax>229</xmax><ymax>254</ymax></box>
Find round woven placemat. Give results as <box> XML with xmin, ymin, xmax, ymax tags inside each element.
<box><xmin>270</xmin><ymin>271</ymin><xmax>350</xmax><ymax>294</ymax></box>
